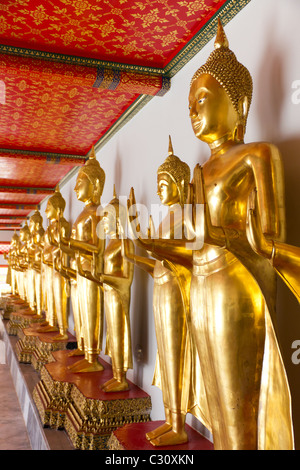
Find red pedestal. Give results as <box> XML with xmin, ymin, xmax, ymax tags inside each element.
<box><xmin>109</xmin><ymin>421</ymin><xmax>214</xmax><ymax>451</ymax></box>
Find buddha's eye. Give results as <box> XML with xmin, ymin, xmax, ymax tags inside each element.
<box><xmin>198</xmin><ymin>97</ymin><xmax>206</xmax><ymax>104</ymax></box>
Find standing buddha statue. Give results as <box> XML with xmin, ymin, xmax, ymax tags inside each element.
<box><xmin>77</xmin><ymin>186</ymin><xmax>135</xmax><ymax>391</ymax></box>
<box><xmin>125</xmin><ymin>138</ymin><xmax>194</xmax><ymax>446</ymax></box>
<box><xmin>28</xmin><ymin>210</ymin><xmax>45</xmax><ymax>317</ymax></box>
<box><xmin>60</xmin><ymin>146</ymin><xmax>105</xmax><ymax>372</ymax></box>
<box><xmin>185</xmin><ymin>19</ymin><xmax>294</xmax><ymax>450</ymax></box>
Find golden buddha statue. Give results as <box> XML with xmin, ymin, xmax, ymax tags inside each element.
<box><xmin>125</xmin><ymin>138</ymin><xmax>193</xmax><ymax>446</ymax></box>
<box><xmin>28</xmin><ymin>210</ymin><xmax>45</xmax><ymax>317</ymax></box>
<box><xmin>78</xmin><ymin>186</ymin><xmax>135</xmax><ymax>391</ymax></box>
<box><xmin>59</xmin><ymin>146</ymin><xmax>105</xmax><ymax>372</ymax></box>
<box><xmin>127</xmin><ymin>20</ymin><xmax>294</xmax><ymax>450</ymax></box>
<box><xmin>39</xmin><ymin>187</ymin><xmax>70</xmax><ymax>335</ymax></box>
<box><xmin>247</xmin><ymin>189</ymin><xmax>300</xmax><ymax>303</ymax></box>
<box><xmin>186</xmin><ymin>19</ymin><xmax>293</xmax><ymax>450</ymax></box>
<box><xmin>18</xmin><ymin>223</ymin><xmax>31</xmax><ymax>304</ymax></box>
<box><xmin>7</xmin><ymin>231</ymin><xmax>20</xmax><ymax>296</ymax></box>
<box><xmin>28</xmin><ymin>213</ymin><xmax>39</xmax><ymax>311</ymax></box>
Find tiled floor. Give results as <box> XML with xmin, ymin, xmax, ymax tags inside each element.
<box><xmin>0</xmin><ymin>364</ymin><xmax>31</xmax><ymax>450</ymax></box>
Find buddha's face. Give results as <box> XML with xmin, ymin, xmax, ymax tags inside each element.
<box><xmin>102</xmin><ymin>209</ymin><xmax>115</xmax><ymax>236</ymax></box>
<box><xmin>11</xmin><ymin>237</ymin><xmax>18</xmax><ymax>246</ymax></box>
<box><xmin>189</xmin><ymin>73</ymin><xmax>238</xmax><ymax>144</ymax></box>
<box><xmin>157</xmin><ymin>173</ymin><xmax>180</xmax><ymax>206</ymax></box>
<box><xmin>45</xmin><ymin>201</ymin><xmax>58</xmax><ymax>221</ymax></box>
<box><xmin>20</xmin><ymin>229</ymin><xmax>28</xmax><ymax>242</ymax></box>
<box><xmin>75</xmin><ymin>172</ymin><xmax>94</xmax><ymax>203</ymax></box>
<box><xmin>29</xmin><ymin>219</ymin><xmax>36</xmax><ymax>234</ymax></box>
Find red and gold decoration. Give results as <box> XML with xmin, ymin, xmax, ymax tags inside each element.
<box><xmin>33</xmin><ymin>350</ymin><xmax>152</xmax><ymax>450</ymax></box>
<box><xmin>0</xmin><ymin>0</ymin><xmax>228</xmax><ymax>68</ymax></box>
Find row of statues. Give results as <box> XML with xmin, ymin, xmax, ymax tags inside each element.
<box><xmin>5</xmin><ymin>20</ymin><xmax>300</xmax><ymax>450</ymax></box>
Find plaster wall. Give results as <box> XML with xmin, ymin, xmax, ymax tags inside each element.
<box><xmin>39</xmin><ymin>0</ymin><xmax>300</xmax><ymax>447</ymax></box>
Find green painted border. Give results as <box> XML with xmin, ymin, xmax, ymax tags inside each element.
<box><xmin>0</xmin><ymin>0</ymin><xmax>251</xmax><ymax>78</ymax></box>
<box><xmin>93</xmin><ymin>0</ymin><xmax>252</xmax><ymax>153</ymax></box>
<box><xmin>0</xmin><ymin>147</ymin><xmax>86</xmax><ymax>161</ymax></box>
<box><xmin>164</xmin><ymin>0</ymin><xmax>252</xmax><ymax>77</ymax></box>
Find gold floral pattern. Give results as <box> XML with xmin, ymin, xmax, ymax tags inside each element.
<box><xmin>0</xmin><ymin>0</ymin><xmax>228</xmax><ymax>67</ymax></box>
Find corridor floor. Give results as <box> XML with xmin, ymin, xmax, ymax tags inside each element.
<box><xmin>0</xmin><ymin>363</ymin><xmax>31</xmax><ymax>450</ymax></box>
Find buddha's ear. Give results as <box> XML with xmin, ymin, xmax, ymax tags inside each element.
<box><xmin>238</xmin><ymin>95</ymin><xmax>249</xmax><ymax>121</ymax></box>
<box><xmin>236</xmin><ymin>96</ymin><xmax>249</xmax><ymax>142</ymax></box>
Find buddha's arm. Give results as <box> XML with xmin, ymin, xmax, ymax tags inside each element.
<box><xmin>139</xmin><ymin>238</ymin><xmax>194</xmax><ymax>270</ymax></box>
<box><xmin>101</xmin><ymin>241</ymin><xmax>135</xmax><ymax>291</ymax></box>
<box><xmin>247</xmin><ymin>190</ymin><xmax>300</xmax><ymax>302</ymax></box>
<box><xmin>272</xmin><ymin>242</ymin><xmax>300</xmax><ymax>303</ymax></box>
<box><xmin>63</xmin><ymin>216</ymin><xmax>102</xmax><ymax>256</ymax></box>
<box><xmin>249</xmin><ymin>144</ymin><xmax>286</xmax><ymax>242</ymax></box>
<box><xmin>121</xmin><ymin>236</ymin><xmax>155</xmax><ymax>277</ymax></box>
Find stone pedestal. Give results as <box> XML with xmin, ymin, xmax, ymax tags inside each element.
<box><xmin>108</xmin><ymin>421</ymin><xmax>214</xmax><ymax>451</ymax></box>
<box><xmin>16</xmin><ymin>323</ymin><xmax>76</xmax><ymax>371</ymax></box>
<box><xmin>33</xmin><ymin>350</ymin><xmax>152</xmax><ymax>450</ymax></box>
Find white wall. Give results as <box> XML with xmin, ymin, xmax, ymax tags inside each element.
<box><xmin>40</xmin><ymin>0</ymin><xmax>300</xmax><ymax>446</ymax></box>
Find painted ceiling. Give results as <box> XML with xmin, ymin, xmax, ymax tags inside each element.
<box><xmin>0</xmin><ymin>0</ymin><xmax>250</xmax><ymax>243</ymax></box>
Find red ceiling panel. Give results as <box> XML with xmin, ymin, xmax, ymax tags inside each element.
<box><xmin>0</xmin><ymin>0</ymin><xmax>249</xmax><ymax>235</ymax></box>
<box><xmin>0</xmin><ymin>192</ymin><xmax>46</xmax><ymax>204</ymax></box>
<box><xmin>0</xmin><ymin>0</ymin><xmax>227</xmax><ymax>68</ymax></box>
<box><xmin>0</xmin><ymin>208</ymin><xmax>32</xmax><ymax>216</ymax></box>
<box><xmin>0</xmin><ymin>57</ymin><xmax>140</xmax><ymax>154</ymax></box>
<box><xmin>0</xmin><ymin>154</ymin><xmax>81</xmax><ymax>188</ymax></box>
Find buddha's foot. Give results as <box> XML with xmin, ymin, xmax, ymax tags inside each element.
<box><xmin>68</xmin><ymin>348</ymin><xmax>84</xmax><ymax>357</ymax></box>
<box><xmin>23</xmin><ymin>309</ymin><xmax>35</xmax><ymax>315</ymax></box>
<box><xmin>68</xmin><ymin>358</ymin><xmax>104</xmax><ymax>373</ymax></box>
<box><xmin>52</xmin><ymin>333</ymin><xmax>69</xmax><ymax>341</ymax></box>
<box><xmin>146</xmin><ymin>422</ymin><xmax>172</xmax><ymax>441</ymax></box>
<box><xmin>100</xmin><ymin>377</ymin><xmax>116</xmax><ymax>389</ymax></box>
<box><xmin>150</xmin><ymin>429</ymin><xmax>188</xmax><ymax>447</ymax></box>
<box><xmin>36</xmin><ymin>325</ymin><xmax>59</xmax><ymax>333</ymax></box>
<box><xmin>101</xmin><ymin>378</ymin><xmax>129</xmax><ymax>392</ymax></box>
<box><xmin>37</xmin><ymin>321</ymin><xmax>48</xmax><ymax>327</ymax></box>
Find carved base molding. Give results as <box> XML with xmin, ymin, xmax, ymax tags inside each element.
<box><xmin>108</xmin><ymin>421</ymin><xmax>214</xmax><ymax>451</ymax></box>
<box><xmin>16</xmin><ymin>323</ymin><xmax>76</xmax><ymax>371</ymax></box>
<box><xmin>33</xmin><ymin>350</ymin><xmax>152</xmax><ymax>450</ymax></box>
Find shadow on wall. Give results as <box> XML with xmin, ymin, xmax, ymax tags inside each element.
<box><xmin>254</xmin><ymin>13</ymin><xmax>300</xmax><ymax>449</ymax></box>
<box><xmin>276</xmin><ymin>138</ymin><xmax>300</xmax><ymax>451</ymax></box>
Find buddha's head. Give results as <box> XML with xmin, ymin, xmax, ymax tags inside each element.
<box><xmin>102</xmin><ymin>185</ymin><xmax>126</xmax><ymax>237</ymax></box>
<box><xmin>189</xmin><ymin>19</ymin><xmax>253</xmax><ymax>145</ymax></box>
<box><xmin>29</xmin><ymin>210</ymin><xmax>43</xmax><ymax>233</ymax></box>
<box><xmin>45</xmin><ymin>186</ymin><xmax>66</xmax><ymax>221</ymax></box>
<box><xmin>11</xmin><ymin>231</ymin><xmax>19</xmax><ymax>247</ymax></box>
<box><xmin>157</xmin><ymin>136</ymin><xmax>190</xmax><ymax>207</ymax></box>
<box><xmin>19</xmin><ymin>222</ymin><xmax>30</xmax><ymax>242</ymax></box>
<box><xmin>75</xmin><ymin>146</ymin><xmax>105</xmax><ymax>205</ymax></box>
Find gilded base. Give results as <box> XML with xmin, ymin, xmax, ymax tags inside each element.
<box><xmin>15</xmin><ymin>322</ymin><xmax>76</xmax><ymax>367</ymax></box>
<box><xmin>107</xmin><ymin>421</ymin><xmax>214</xmax><ymax>451</ymax></box>
<box><xmin>33</xmin><ymin>350</ymin><xmax>152</xmax><ymax>450</ymax></box>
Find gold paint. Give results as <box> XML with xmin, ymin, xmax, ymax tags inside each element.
<box><xmin>28</xmin><ymin>210</ymin><xmax>45</xmax><ymax>317</ymax></box>
<box><xmin>59</xmin><ymin>146</ymin><xmax>105</xmax><ymax>372</ymax></box>
<box><xmin>124</xmin><ymin>20</ymin><xmax>294</xmax><ymax>450</ymax></box>
<box><xmin>96</xmin><ymin>188</ymin><xmax>134</xmax><ymax>392</ymax></box>
<box><xmin>247</xmin><ymin>189</ymin><xmax>300</xmax><ymax>303</ymax></box>
<box><xmin>125</xmin><ymin>137</ymin><xmax>193</xmax><ymax>446</ymax></box>
<box><xmin>186</xmin><ymin>20</ymin><xmax>293</xmax><ymax>450</ymax></box>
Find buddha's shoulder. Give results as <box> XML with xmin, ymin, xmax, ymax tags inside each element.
<box><xmin>240</xmin><ymin>141</ymin><xmax>281</xmax><ymax>158</ymax></box>
<box><xmin>229</xmin><ymin>141</ymin><xmax>282</xmax><ymax>166</ymax></box>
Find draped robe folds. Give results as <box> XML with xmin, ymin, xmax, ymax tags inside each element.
<box><xmin>151</xmin><ymin>204</ymin><xmax>204</xmax><ymax>420</ymax></box>
<box><xmin>270</xmin><ymin>242</ymin><xmax>300</xmax><ymax>304</ymax></box>
<box><xmin>160</xmin><ymin>239</ymin><xmax>294</xmax><ymax>450</ymax></box>
<box><xmin>150</xmin><ymin>181</ymin><xmax>295</xmax><ymax>449</ymax></box>
<box><xmin>103</xmin><ymin>239</ymin><xmax>133</xmax><ymax>372</ymax></box>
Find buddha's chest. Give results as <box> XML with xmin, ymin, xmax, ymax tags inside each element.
<box><xmin>72</xmin><ymin>212</ymin><xmax>93</xmax><ymax>241</ymax></box>
<box><xmin>203</xmin><ymin>157</ymin><xmax>254</xmax><ymax>228</ymax></box>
